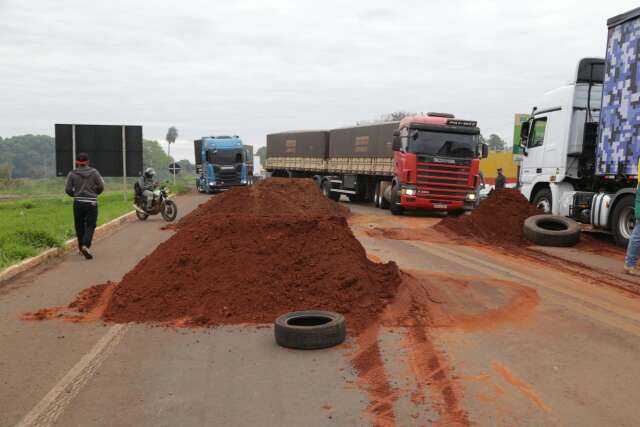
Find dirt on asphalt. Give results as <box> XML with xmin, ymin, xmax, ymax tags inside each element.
<box><xmin>28</xmin><ymin>179</ymin><xmax>401</xmax><ymax>335</ymax></box>
<box><xmin>436</xmin><ymin>189</ymin><xmax>541</xmax><ymax>246</ymax></box>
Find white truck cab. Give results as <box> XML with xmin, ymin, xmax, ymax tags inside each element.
<box><xmin>520</xmin><ymin>58</ymin><xmax>603</xmax><ymax>216</ymax></box>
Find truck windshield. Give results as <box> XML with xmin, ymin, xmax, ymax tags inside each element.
<box><xmin>408</xmin><ymin>130</ymin><xmax>478</xmax><ymax>159</ymax></box>
<box><xmin>209</xmin><ymin>148</ymin><xmax>244</xmax><ymax>165</ymax></box>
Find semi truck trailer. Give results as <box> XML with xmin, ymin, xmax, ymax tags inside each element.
<box><xmin>519</xmin><ymin>7</ymin><xmax>640</xmax><ymax>247</ymax></box>
<box><xmin>266</xmin><ymin>113</ymin><xmax>488</xmax><ymax>214</ymax></box>
<box><xmin>194</xmin><ymin>136</ymin><xmax>251</xmax><ymax>193</ymax></box>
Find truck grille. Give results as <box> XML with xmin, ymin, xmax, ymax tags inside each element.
<box><xmin>415</xmin><ymin>161</ymin><xmax>472</xmax><ymax>204</ymax></box>
<box><xmin>214</xmin><ymin>166</ymin><xmax>241</xmax><ymax>185</ymax></box>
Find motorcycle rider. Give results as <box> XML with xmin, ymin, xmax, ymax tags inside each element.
<box><xmin>136</xmin><ymin>168</ymin><xmax>158</xmax><ymax>212</ymax></box>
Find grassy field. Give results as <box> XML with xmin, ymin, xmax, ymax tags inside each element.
<box><xmin>0</xmin><ymin>176</ymin><xmax>194</xmax><ymax>270</ymax></box>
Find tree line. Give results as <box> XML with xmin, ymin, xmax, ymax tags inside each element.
<box><xmin>0</xmin><ymin>134</ymin><xmax>193</xmax><ymax>180</ymax></box>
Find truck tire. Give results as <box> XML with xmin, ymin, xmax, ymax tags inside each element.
<box><xmin>274</xmin><ymin>310</ymin><xmax>346</xmax><ymax>350</ymax></box>
<box><xmin>523</xmin><ymin>214</ymin><xmax>580</xmax><ymax>247</ymax></box>
<box><xmin>379</xmin><ymin>181</ymin><xmax>391</xmax><ymax>210</ymax></box>
<box><xmin>390</xmin><ymin>183</ymin><xmax>404</xmax><ymax>215</ymax></box>
<box><xmin>611</xmin><ymin>195</ymin><xmax>634</xmax><ymax>248</ymax></box>
<box><xmin>532</xmin><ymin>188</ymin><xmax>552</xmax><ymax>214</ymax></box>
<box><xmin>322</xmin><ymin>179</ymin><xmax>340</xmax><ymax>202</ymax></box>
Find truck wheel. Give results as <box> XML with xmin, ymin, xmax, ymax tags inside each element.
<box><xmin>532</xmin><ymin>188</ymin><xmax>552</xmax><ymax>214</ymax></box>
<box><xmin>274</xmin><ymin>310</ymin><xmax>346</xmax><ymax>350</ymax></box>
<box><xmin>374</xmin><ymin>182</ymin><xmax>381</xmax><ymax>208</ymax></box>
<box><xmin>322</xmin><ymin>180</ymin><xmax>340</xmax><ymax>202</ymax></box>
<box><xmin>611</xmin><ymin>196</ymin><xmax>634</xmax><ymax>248</ymax></box>
<box><xmin>390</xmin><ymin>184</ymin><xmax>404</xmax><ymax>215</ymax></box>
<box><xmin>523</xmin><ymin>214</ymin><xmax>580</xmax><ymax>247</ymax></box>
<box><xmin>379</xmin><ymin>181</ymin><xmax>391</xmax><ymax>209</ymax></box>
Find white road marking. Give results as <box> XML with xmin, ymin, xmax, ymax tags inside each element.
<box><xmin>15</xmin><ymin>323</ymin><xmax>130</xmax><ymax>427</ymax></box>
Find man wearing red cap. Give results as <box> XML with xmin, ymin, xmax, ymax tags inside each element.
<box><xmin>64</xmin><ymin>153</ymin><xmax>105</xmax><ymax>259</ymax></box>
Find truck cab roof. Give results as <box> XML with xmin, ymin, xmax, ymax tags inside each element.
<box><xmin>202</xmin><ymin>136</ymin><xmax>243</xmax><ymax>149</ymax></box>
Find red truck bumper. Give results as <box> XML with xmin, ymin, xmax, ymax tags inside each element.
<box><xmin>400</xmin><ymin>195</ymin><xmax>471</xmax><ymax>212</ymax></box>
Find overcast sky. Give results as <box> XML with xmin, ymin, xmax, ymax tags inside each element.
<box><xmin>0</xmin><ymin>0</ymin><xmax>637</xmax><ymax>165</ymax></box>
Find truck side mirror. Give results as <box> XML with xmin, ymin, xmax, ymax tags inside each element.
<box><xmin>392</xmin><ymin>130</ymin><xmax>401</xmax><ymax>151</ymax></box>
<box><xmin>520</xmin><ymin>121</ymin><xmax>530</xmax><ymax>145</ymax></box>
<box><xmin>481</xmin><ymin>143</ymin><xmax>489</xmax><ymax>159</ymax></box>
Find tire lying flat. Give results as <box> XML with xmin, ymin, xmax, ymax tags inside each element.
<box><xmin>274</xmin><ymin>310</ymin><xmax>346</xmax><ymax>350</ymax></box>
<box><xmin>523</xmin><ymin>214</ymin><xmax>580</xmax><ymax>247</ymax></box>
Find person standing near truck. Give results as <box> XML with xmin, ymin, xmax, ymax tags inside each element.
<box><xmin>495</xmin><ymin>168</ymin><xmax>506</xmax><ymax>190</ymax></box>
<box><xmin>624</xmin><ymin>164</ymin><xmax>640</xmax><ymax>275</ymax></box>
<box><xmin>65</xmin><ymin>153</ymin><xmax>105</xmax><ymax>260</ymax></box>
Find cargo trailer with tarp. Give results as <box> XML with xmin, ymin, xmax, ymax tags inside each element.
<box><xmin>266</xmin><ymin>114</ymin><xmax>487</xmax><ymax>214</ymax></box>
<box><xmin>518</xmin><ymin>6</ymin><xmax>640</xmax><ymax>247</ymax></box>
<box><xmin>266</xmin><ymin>131</ymin><xmax>329</xmax><ymax>174</ymax></box>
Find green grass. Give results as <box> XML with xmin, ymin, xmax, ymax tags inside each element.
<box><xmin>0</xmin><ymin>192</ymin><xmax>136</xmax><ymax>270</ymax></box>
<box><xmin>0</xmin><ymin>174</ymin><xmax>195</xmax><ymax>270</ymax></box>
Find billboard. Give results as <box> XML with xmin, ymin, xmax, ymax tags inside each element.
<box><xmin>55</xmin><ymin>124</ymin><xmax>143</xmax><ymax>177</ymax></box>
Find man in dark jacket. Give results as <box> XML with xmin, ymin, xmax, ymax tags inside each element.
<box><xmin>65</xmin><ymin>153</ymin><xmax>104</xmax><ymax>259</ymax></box>
<box><xmin>495</xmin><ymin>168</ymin><xmax>506</xmax><ymax>190</ymax></box>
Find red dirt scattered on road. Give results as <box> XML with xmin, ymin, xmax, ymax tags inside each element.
<box><xmin>57</xmin><ymin>179</ymin><xmax>400</xmax><ymax>335</ymax></box>
<box><xmin>436</xmin><ymin>189</ymin><xmax>541</xmax><ymax>246</ymax></box>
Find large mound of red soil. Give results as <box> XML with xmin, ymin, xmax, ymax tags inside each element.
<box><xmin>102</xmin><ymin>179</ymin><xmax>400</xmax><ymax>334</ymax></box>
<box><xmin>436</xmin><ymin>189</ymin><xmax>541</xmax><ymax>246</ymax></box>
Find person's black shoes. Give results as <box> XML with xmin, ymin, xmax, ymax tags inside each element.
<box><xmin>80</xmin><ymin>246</ymin><xmax>93</xmax><ymax>260</ymax></box>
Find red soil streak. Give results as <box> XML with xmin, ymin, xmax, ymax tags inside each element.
<box><xmin>492</xmin><ymin>361</ymin><xmax>551</xmax><ymax>413</ymax></box>
<box><xmin>21</xmin><ymin>282</ymin><xmax>117</xmax><ymax>323</ymax></box>
<box><xmin>403</xmin><ymin>270</ymin><xmax>540</xmax><ymax>332</ymax></box>
<box><xmin>364</xmin><ymin>226</ymin><xmax>451</xmax><ymax>244</ymax></box>
<box><xmin>351</xmin><ymin>323</ymin><xmax>398</xmax><ymax>427</ymax></box>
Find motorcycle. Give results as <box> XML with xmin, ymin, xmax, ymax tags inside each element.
<box><xmin>134</xmin><ymin>186</ymin><xmax>178</xmax><ymax>222</ymax></box>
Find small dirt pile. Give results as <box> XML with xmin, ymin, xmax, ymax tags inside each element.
<box><xmin>436</xmin><ymin>189</ymin><xmax>541</xmax><ymax>246</ymax></box>
<box><xmin>99</xmin><ymin>179</ymin><xmax>400</xmax><ymax>334</ymax></box>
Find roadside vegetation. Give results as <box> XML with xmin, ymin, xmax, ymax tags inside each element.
<box><xmin>0</xmin><ymin>176</ymin><xmax>192</xmax><ymax>270</ymax></box>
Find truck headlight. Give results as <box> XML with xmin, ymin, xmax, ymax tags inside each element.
<box><xmin>240</xmin><ymin>179</ymin><xmax>247</xmax><ymax>184</ymax></box>
<box><xmin>466</xmin><ymin>192</ymin><xmax>477</xmax><ymax>201</ymax></box>
<box><xmin>401</xmin><ymin>188</ymin><xmax>416</xmax><ymax>196</ymax></box>
<box><xmin>209</xmin><ymin>182</ymin><xmax>215</xmax><ymax>186</ymax></box>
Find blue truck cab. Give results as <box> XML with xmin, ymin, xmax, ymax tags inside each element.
<box><xmin>194</xmin><ymin>136</ymin><xmax>250</xmax><ymax>193</ymax></box>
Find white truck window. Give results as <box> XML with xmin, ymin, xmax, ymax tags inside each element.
<box><xmin>529</xmin><ymin>118</ymin><xmax>547</xmax><ymax>148</ymax></box>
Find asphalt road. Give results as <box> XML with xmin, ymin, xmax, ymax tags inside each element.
<box><xmin>1</xmin><ymin>193</ymin><xmax>639</xmax><ymax>426</ymax></box>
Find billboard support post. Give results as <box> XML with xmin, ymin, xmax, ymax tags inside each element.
<box><xmin>71</xmin><ymin>125</ymin><xmax>76</xmax><ymax>170</ymax></box>
<box><xmin>122</xmin><ymin>126</ymin><xmax>127</xmax><ymax>202</ymax></box>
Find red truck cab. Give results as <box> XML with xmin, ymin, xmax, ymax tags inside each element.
<box><xmin>390</xmin><ymin>113</ymin><xmax>487</xmax><ymax>214</ymax></box>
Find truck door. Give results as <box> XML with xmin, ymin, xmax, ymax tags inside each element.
<box><xmin>520</xmin><ymin>116</ymin><xmax>547</xmax><ymax>188</ymax></box>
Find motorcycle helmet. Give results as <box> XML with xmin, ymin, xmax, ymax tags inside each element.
<box><xmin>144</xmin><ymin>167</ymin><xmax>156</xmax><ymax>178</ymax></box>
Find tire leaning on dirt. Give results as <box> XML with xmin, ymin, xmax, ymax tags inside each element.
<box><xmin>523</xmin><ymin>214</ymin><xmax>580</xmax><ymax>247</ymax></box>
<box><xmin>274</xmin><ymin>310</ymin><xmax>346</xmax><ymax>350</ymax></box>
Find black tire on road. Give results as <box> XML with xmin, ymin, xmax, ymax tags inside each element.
<box><xmin>374</xmin><ymin>182</ymin><xmax>381</xmax><ymax>208</ymax></box>
<box><xmin>390</xmin><ymin>183</ymin><xmax>404</xmax><ymax>215</ymax></box>
<box><xmin>611</xmin><ymin>195</ymin><xmax>634</xmax><ymax>248</ymax></box>
<box><xmin>532</xmin><ymin>188</ymin><xmax>552</xmax><ymax>214</ymax></box>
<box><xmin>322</xmin><ymin>180</ymin><xmax>340</xmax><ymax>202</ymax></box>
<box><xmin>161</xmin><ymin>200</ymin><xmax>178</xmax><ymax>222</ymax></box>
<box><xmin>274</xmin><ymin>310</ymin><xmax>346</xmax><ymax>350</ymax></box>
<box><xmin>523</xmin><ymin>214</ymin><xmax>580</xmax><ymax>247</ymax></box>
<box><xmin>136</xmin><ymin>210</ymin><xmax>149</xmax><ymax>221</ymax></box>
<box><xmin>379</xmin><ymin>181</ymin><xmax>391</xmax><ymax>210</ymax></box>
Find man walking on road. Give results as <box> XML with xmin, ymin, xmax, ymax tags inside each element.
<box><xmin>65</xmin><ymin>153</ymin><xmax>104</xmax><ymax>260</ymax></box>
<box><xmin>495</xmin><ymin>168</ymin><xmax>506</xmax><ymax>190</ymax></box>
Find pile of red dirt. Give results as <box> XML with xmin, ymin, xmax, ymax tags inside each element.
<box><xmin>98</xmin><ymin>179</ymin><xmax>400</xmax><ymax>334</ymax></box>
<box><xmin>436</xmin><ymin>189</ymin><xmax>541</xmax><ymax>246</ymax></box>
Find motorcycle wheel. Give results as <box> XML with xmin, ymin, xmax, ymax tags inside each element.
<box><xmin>161</xmin><ymin>200</ymin><xmax>178</xmax><ymax>222</ymax></box>
<box><xmin>136</xmin><ymin>210</ymin><xmax>149</xmax><ymax>221</ymax></box>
